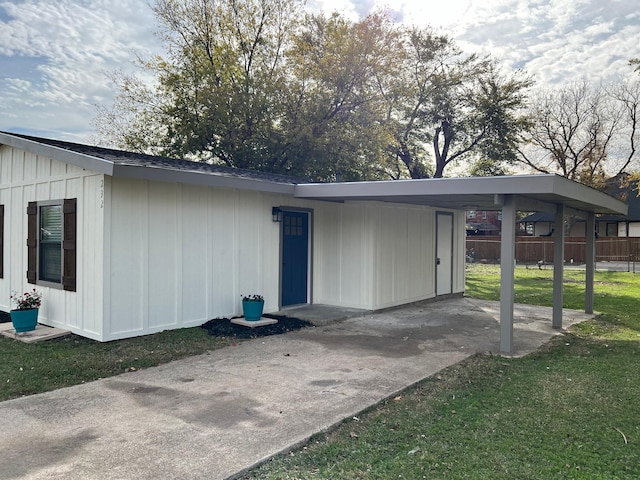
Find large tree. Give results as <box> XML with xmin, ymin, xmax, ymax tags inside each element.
<box><xmin>377</xmin><ymin>28</ymin><xmax>532</xmax><ymax>179</ymax></box>
<box><xmin>95</xmin><ymin>4</ymin><xmax>532</xmax><ymax>180</ymax></box>
<box><xmin>282</xmin><ymin>12</ymin><xmax>403</xmax><ymax>180</ymax></box>
<box><xmin>96</xmin><ymin>0</ymin><xmax>300</xmax><ymax>170</ymax></box>
<box><xmin>517</xmin><ymin>79</ymin><xmax>640</xmax><ymax>189</ymax></box>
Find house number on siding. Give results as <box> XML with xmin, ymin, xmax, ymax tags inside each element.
<box><xmin>100</xmin><ymin>179</ymin><xmax>104</xmax><ymax>208</ymax></box>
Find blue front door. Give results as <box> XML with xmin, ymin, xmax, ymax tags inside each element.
<box><xmin>281</xmin><ymin>211</ymin><xmax>309</xmax><ymax>306</ymax></box>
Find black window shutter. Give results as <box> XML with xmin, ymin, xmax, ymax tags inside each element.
<box><xmin>26</xmin><ymin>202</ymin><xmax>38</xmax><ymax>284</ymax></box>
<box><xmin>62</xmin><ymin>198</ymin><xmax>77</xmax><ymax>292</ymax></box>
<box><xmin>0</xmin><ymin>205</ymin><xmax>4</xmax><ymax>279</ymax></box>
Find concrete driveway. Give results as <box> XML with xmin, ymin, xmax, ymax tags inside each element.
<box><xmin>0</xmin><ymin>297</ymin><xmax>594</xmax><ymax>480</ymax></box>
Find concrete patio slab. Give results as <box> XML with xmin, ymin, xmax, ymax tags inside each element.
<box><xmin>0</xmin><ymin>298</ymin><xmax>595</xmax><ymax>480</ymax></box>
<box><xmin>0</xmin><ymin>322</ymin><xmax>70</xmax><ymax>343</ymax></box>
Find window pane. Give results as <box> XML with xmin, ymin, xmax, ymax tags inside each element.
<box><xmin>40</xmin><ymin>205</ymin><xmax>62</xmax><ymax>283</ymax></box>
<box><xmin>41</xmin><ymin>205</ymin><xmax>62</xmax><ymax>242</ymax></box>
<box><xmin>40</xmin><ymin>243</ymin><xmax>62</xmax><ymax>282</ymax></box>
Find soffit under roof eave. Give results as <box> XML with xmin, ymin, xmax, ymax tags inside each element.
<box><xmin>295</xmin><ymin>192</ymin><xmax>626</xmax><ymax>215</ymax></box>
<box><xmin>0</xmin><ymin>132</ymin><xmax>115</xmax><ymax>175</ymax></box>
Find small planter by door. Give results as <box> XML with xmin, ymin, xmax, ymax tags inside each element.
<box><xmin>242</xmin><ymin>300</ymin><xmax>264</xmax><ymax>321</ymax></box>
<box><xmin>10</xmin><ymin>308</ymin><xmax>39</xmax><ymax>333</ymax></box>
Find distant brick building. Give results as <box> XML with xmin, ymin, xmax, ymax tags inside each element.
<box><xmin>465</xmin><ymin>210</ymin><xmax>501</xmax><ymax>235</ymax></box>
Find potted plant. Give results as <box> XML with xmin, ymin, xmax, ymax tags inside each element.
<box><xmin>10</xmin><ymin>289</ymin><xmax>42</xmax><ymax>333</ymax></box>
<box><xmin>241</xmin><ymin>294</ymin><xmax>264</xmax><ymax>321</ymax></box>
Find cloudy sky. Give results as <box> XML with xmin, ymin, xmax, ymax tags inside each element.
<box><xmin>1</xmin><ymin>0</ymin><xmax>638</xmax><ymax>143</ymax></box>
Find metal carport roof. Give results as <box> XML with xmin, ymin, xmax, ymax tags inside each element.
<box><xmin>296</xmin><ymin>175</ymin><xmax>627</xmax><ymax>354</ymax></box>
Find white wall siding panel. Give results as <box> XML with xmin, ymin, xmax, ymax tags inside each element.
<box><xmin>209</xmin><ymin>188</ymin><xmax>238</xmax><ymax>317</ymax></box>
<box><xmin>79</xmin><ymin>175</ymin><xmax>104</xmax><ymax>336</ymax></box>
<box><xmin>147</xmin><ymin>182</ymin><xmax>179</xmax><ymax>329</ymax></box>
<box><xmin>11</xmin><ymin>149</ymin><xmax>24</xmax><ymax>182</ymax></box>
<box><xmin>373</xmin><ymin>206</ymin><xmax>396</xmax><ymax>307</ymax></box>
<box><xmin>236</xmin><ymin>191</ymin><xmax>264</xmax><ymax>302</ymax></box>
<box><xmin>108</xmin><ymin>177</ymin><xmax>146</xmax><ymax>336</ymax></box>
<box><xmin>312</xmin><ymin>203</ymin><xmax>340</xmax><ymax>305</ymax></box>
<box><xmin>0</xmin><ymin>145</ymin><xmax>105</xmax><ymax>339</ymax></box>
<box><xmin>338</xmin><ymin>204</ymin><xmax>370</xmax><ymax>307</ymax></box>
<box><xmin>105</xmin><ymin>179</ymin><xmax>285</xmax><ymax>339</ymax></box>
<box><xmin>391</xmin><ymin>209</ymin><xmax>410</xmax><ymax>301</ymax></box>
<box><xmin>181</xmin><ymin>185</ymin><xmax>210</xmax><ymax>323</ymax></box>
<box><xmin>370</xmin><ymin>204</ymin><xmax>436</xmax><ymax>310</ymax></box>
<box><xmin>312</xmin><ymin>202</ymin><xmax>444</xmax><ymax>311</ymax></box>
<box><xmin>0</xmin><ymin>147</ymin><xmax>11</xmax><ymax>183</ymax></box>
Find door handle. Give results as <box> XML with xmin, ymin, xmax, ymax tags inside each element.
<box><xmin>436</xmin><ymin>258</ymin><xmax>441</xmax><ymax>265</ymax></box>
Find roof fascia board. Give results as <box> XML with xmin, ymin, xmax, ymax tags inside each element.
<box><xmin>112</xmin><ymin>164</ymin><xmax>296</xmax><ymax>194</ymax></box>
<box><xmin>295</xmin><ymin>174</ymin><xmax>627</xmax><ymax>215</ymax></box>
<box><xmin>295</xmin><ymin>175</ymin><xmax>560</xmax><ymax>198</ymax></box>
<box><xmin>550</xmin><ymin>175</ymin><xmax>627</xmax><ymax>215</ymax></box>
<box><xmin>0</xmin><ymin>132</ymin><xmax>115</xmax><ymax>175</ymax></box>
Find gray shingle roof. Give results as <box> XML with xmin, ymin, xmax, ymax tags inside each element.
<box><xmin>2</xmin><ymin>132</ymin><xmax>306</xmax><ymax>185</ymax></box>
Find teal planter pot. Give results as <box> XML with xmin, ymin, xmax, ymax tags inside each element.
<box><xmin>242</xmin><ymin>300</ymin><xmax>264</xmax><ymax>321</ymax></box>
<box><xmin>10</xmin><ymin>308</ymin><xmax>39</xmax><ymax>333</ymax></box>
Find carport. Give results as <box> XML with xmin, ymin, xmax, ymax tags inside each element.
<box><xmin>295</xmin><ymin>174</ymin><xmax>628</xmax><ymax>354</ymax></box>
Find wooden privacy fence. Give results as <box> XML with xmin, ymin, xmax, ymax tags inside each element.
<box><xmin>466</xmin><ymin>236</ymin><xmax>640</xmax><ymax>266</ymax></box>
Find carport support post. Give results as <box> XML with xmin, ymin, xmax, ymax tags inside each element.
<box><xmin>499</xmin><ymin>194</ymin><xmax>516</xmax><ymax>354</ymax></box>
<box><xmin>585</xmin><ymin>212</ymin><xmax>595</xmax><ymax>314</ymax></box>
<box><xmin>553</xmin><ymin>203</ymin><xmax>565</xmax><ymax>329</ymax></box>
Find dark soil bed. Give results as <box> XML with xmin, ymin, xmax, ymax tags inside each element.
<box><xmin>1</xmin><ymin>309</ymin><xmax>313</xmax><ymax>339</ymax></box>
<box><xmin>201</xmin><ymin>315</ymin><xmax>313</xmax><ymax>339</ymax></box>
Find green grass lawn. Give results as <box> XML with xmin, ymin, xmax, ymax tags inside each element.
<box><xmin>0</xmin><ymin>325</ymin><xmax>234</xmax><ymax>401</ymax></box>
<box><xmin>243</xmin><ymin>264</ymin><xmax>640</xmax><ymax>479</ymax></box>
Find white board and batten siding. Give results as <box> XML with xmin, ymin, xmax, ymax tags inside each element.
<box><xmin>0</xmin><ymin>145</ymin><xmax>105</xmax><ymax>337</ymax></box>
<box><xmin>104</xmin><ymin>178</ymin><xmax>465</xmax><ymax>340</ymax></box>
<box><xmin>1</xmin><ymin>143</ymin><xmax>466</xmax><ymax>341</ymax></box>
<box><xmin>312</xmin><ymin>201</ymin><xmax>465</xmax><ymax>311</ymax></box>
<box><xmin>104</xmin><ymin>176</ymin><xmax>288</xmax><ymax>340</ymax></box>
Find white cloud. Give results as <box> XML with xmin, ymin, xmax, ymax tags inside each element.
<box><xmin>0</xmin><ymin>0</ymin><xmax>162</xmax><ymax>140</ymax></box>
<box><xmin>1</xmin><ymin>0</ymin><xmax>638</xmax><ymax>142</ymax></box>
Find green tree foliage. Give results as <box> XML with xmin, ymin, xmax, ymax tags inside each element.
<box><xmin>378</xmin><ymin>28</ymin><xmax>532</xmax><ymax>179</ymax></box>
<box><xmin>283</xmin><ymin>12</ymin><xmax>402</xmax><ymax>180</ymax></box>
<box><xmin>94</xmin><ymin>2</ymin><xmax>533</xmax><ymax>180</ymax></box>
<box><xmin>96</xmin><ymin>0</ymin><xmax>299</xmax><ymax>170</ymax></box>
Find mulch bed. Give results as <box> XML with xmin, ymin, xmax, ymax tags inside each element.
<box><xmin>1</xmin><ymin>309</ymin><xmax>312</xmax><ymax>339</ymax></box>
<box><xmin>200</xmin><ymin>315</ymin><xmax>313</xmax><ymax>339</ymax></box>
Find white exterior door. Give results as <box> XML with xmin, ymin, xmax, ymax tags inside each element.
<box><xmin>436</xmin><ymin>212</ymin><xmax>453</xmax><ymax>296</ymax></box>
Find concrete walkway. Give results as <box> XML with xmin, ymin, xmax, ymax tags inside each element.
<box><xmin>0</xmin><ymin>298</ymin><xmax>595</xmax><ymax>480</ymax></box>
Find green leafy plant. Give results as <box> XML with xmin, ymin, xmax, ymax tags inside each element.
<box><xmin>241</xmin><ymin>294</ymin><xmax>264</xmax><ymax>302</ymax></box>
<box><xmin>11</xmin><ymin>289</ymin><xmax>42</xmax><ymax>310</ymax></box>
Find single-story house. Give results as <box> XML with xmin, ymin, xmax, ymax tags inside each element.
<box><xmin>0</xmin><ymin>132</ymin><xmax>627</xmax><ymax>353</ymax></box>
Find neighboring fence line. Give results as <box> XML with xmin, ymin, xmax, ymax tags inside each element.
<box><xmin>466</xmin><ymin>236</ymin><xmax>640</xmax><ymax>270</ymax></box>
